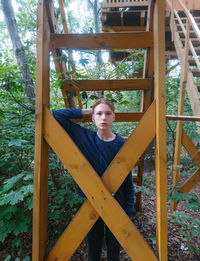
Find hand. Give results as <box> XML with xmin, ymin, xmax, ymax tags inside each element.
<box><xmin>81</xmin><ymin>109</ymin><xmax>92</xmax><ymax>119</ymax></box>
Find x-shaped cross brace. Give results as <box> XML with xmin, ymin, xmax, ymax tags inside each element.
<box><xmin>45</xmin><ymin>102</ymin><xmax>157</xmax><ymax>261</ymax></box>
<box><xmin>179</xmin><ymin>130</ymin><xmax>200</xmax><ymax>193</ymax></box>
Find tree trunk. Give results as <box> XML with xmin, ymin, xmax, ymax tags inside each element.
<box><xmin>1</xmin><ymin>0</ymin><xmax>35</xmax><ymax>107</ymax></box>
<box><xmin>88</xmin><ymin>0</ymin><xmax>103</xmax><ymax>66</ymax></box>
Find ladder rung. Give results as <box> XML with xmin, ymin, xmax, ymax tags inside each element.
<box><xmin>51</xmin><ymin>32</ymin><xmax>153</xmax><ymax>50</ymax></box>
<box><xmin>76</xmin><ymin>112</ymin><xmax>144</xmax><ymax>122</ymax></box>
<box><xmin>63</xmin><ymin>79</ymin><xmax>152</xmax><ymax>91</ymax></box>
<box><xmin>133</xmin><ymin>176</ymin><xmax>142</xmax><ymax>183</ymax></box>
<box><xmin>191</xmin><ymin>68</ymin><xmax>200</xmax><ymax>77</ymax></box>
<box><xmin>189</xmin><ymin>47</ymin><xmax>200</xmax><ymax>54</ymax></box>
<box><xmin>180</xmin><ymin>38</ymin><xmax>200</xmax><ymax>47</ymax></box>
<box><xmin>188</xmin><ymin>58</ymin><xmax>198</xmax><ymax>65</ymax></box>
<box><xmin>102</xmin><ymin>25</ymin><xmax>146</xmax><ymax>32</ymax></box>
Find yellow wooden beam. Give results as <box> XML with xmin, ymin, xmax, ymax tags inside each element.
<box><xmin>182</xmin><ymin>130</ymin><xmax>200</xmax><ymax>168</ymax></box>
<box><xmin>179</xmin><ymin>168</ymin><xmax>200</xmax><ymax>193</ymax></box>
<box><xmin>102</xmin><ymin>25</ymin><xmax>146</xmax><ymax>32</ymax></box>
<box><xmin>50</xmin><ymin>32</ymin><xmax>154</xmax><ymax>49</ymax></box>
<box><xmin>75</xmin><ymin>112</ymin><xmax>144</xmax><ymax>122</ymax></box>
<box><xmin>166</xmin><ymin>115</ymin><xmax>200</xmax><ymax>121</ymax></box>
<box><xmin>153</xmin><ymin>1</ymin><xmax>168</xmax><ymax>260</ymax></box>
<box><xmin>46</xmin><ymin>102</ymin><xmax>156</xmax><ymax>261</ymax></box>
<box><xmin>32</xmin><ymin>1</ymin><xmax>50</xmax><ymax>261</ymax></box>
<box><xmin>63</xmin><ymin>78</ymin><xmax>152</xmax><ymax>91</ymax></box>
<box><xmin>141</xmin><ymin>1</ymin><xmax>154</xmax><ymax>112</ymax></box>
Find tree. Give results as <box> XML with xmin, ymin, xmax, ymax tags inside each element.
<box><xmin>1</xmin><ymin>0</ymin><xmax>35</xmax><ymax>107</ymax></box>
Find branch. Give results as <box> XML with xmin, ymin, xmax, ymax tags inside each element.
<box><xmin>20</xmin><ymin>0</ymin><xmax>36</xmax><ymax>23</ymax></box>
<box><xmin>166</xmin><ymin>62</ymin><xmax>179</xmax><ymax>76</ymax></box>
<box><xmin>87</xmin><ymin>0</ymin><xmax>94</xmax><ymax>8</ymax></box>
<box><xmin>97</xmin><ymin>6</ymin><xmax>102</xmax><ymax>16</ymax></box>
<box><xmin>7</xmin><ymin>88</ymin><xmax>35</xmax><ymax>113</ymax></box>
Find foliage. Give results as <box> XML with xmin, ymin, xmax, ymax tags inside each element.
<box><xmin>168</xmin><ymin>189</ymin><xmax>200</xmax><ymax>255</ymax></box>
<box><xmin>0</xmin><ymin>0</ymin><xmax>199</xmax><ymax>259</ymax></box>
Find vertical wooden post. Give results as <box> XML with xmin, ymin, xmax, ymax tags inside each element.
<box><xmin>153</xmin><ymin>1</ymin><xmax>168</xmax><ymax>261</ymax></box>
<box><xmin>32</xmin><ymin>1</ymin><xmax>50</xmax><ymax>260</ymax></box>
<box><xmin>171</xmin><ymin>18</ymin><xmax>190</xmax><ymax>211</ymax></box>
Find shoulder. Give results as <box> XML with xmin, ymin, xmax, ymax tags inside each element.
<box><xmin>115</xmin><ymin>134</ymin><xmax>126</xmax><ymax>144</ymax></box>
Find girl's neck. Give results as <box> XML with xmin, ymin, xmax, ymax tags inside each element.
<box><xmin>97</xmin><ymin>129</ymin><xmax>116</xmax><ymax>141</ymax></box>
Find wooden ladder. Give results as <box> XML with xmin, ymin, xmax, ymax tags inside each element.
<box><xmin>33</xmin><ymin>0</ymin><xmax>167</xmax><ymax>260</ymax></box>
<box><xmin>166</xmin><ymin>0</ymin><xmax>200</xmax><ymax>211</ymax></box>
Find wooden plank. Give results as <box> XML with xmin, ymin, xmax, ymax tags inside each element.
<box><xmin>51</xmin><ymin>32</ymin><xmax>154</xmax><ymax>50</ymax></box>
<box><xmin>45</xmin><ymin>0</ymin><xmax>71</xmax><ymax>108</ymax></box>
<box><xmin>47</xmin><ymin>102</ymin><xmax>156</xmax><ymax>261</ymax></box>
<box><xmin>102</xmin><ymin>25</ymin><xmax>146</xmax><ymax>32</ymax></box>
<box><xmin>32</xmin><ymin>1</ymin><xmax>50</xmax><ymax>261</ymax></box>
<box><xmin>63</xmin><ymin>78</ymin><xmax>152</xmax><ymax>91</ymax></box>
<box><xmin>171</xmin><ymin>13</ymin><xmax>200</xmax><ymax>134</ymax></box>
<box><xmin>166</xmin><ymin>115</ymin><xmax>200</xmax><ymax>121</ymax></box>
<box><xmin>102</xmin><ymin>0</ymin><xmax>149</xmax><ymax>8</ymax></box>
<box><xmin>75</xmin><ymin>112</ymin><xmax>144</xmax><ymax>122</ymax></box>
<box><xmin>58</xmin><ymin>0</ymin><xmax>82</xmax><ymax>108</ymax></box>
<box><xmin>179</xmin><ymin>168</ymin><xmax>200</xmax><ymax>193</ymax></box>
<box><xmin>153</xmin><ymin>1</ymin><xmax>168</xmax><ymax>260</ymax></box>
<box><xmin>182</xmin><ymin>130</ymin><xmax>200</xmax><ymax>168</ymax></box>
<box><xmin>171</xmin><ymin>17</ymin><xmax>189</xmax><ymax>211</ymax></box>
<box><xmin>141</xmin><ymin>1</ymin><xmax>154</xmax><ymax>112</ymax></box>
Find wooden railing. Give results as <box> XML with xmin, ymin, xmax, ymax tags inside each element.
<box><xmin>166</xmin><ymin>0</ymin><xmax>200</xmax><ymax>212</ymax></box>
<box><xmin>166</xmin><ymin>0</ymin><xmax>200</xmax><ymax>73</ymax></box>
<box><xmin>102</xmin><ymin>0</ymin><xmax>149</xmax><ymax>8</ymax></box>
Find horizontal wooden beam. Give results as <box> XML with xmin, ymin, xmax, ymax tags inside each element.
<box><xmin>50</xmin><ymin>32</ymin><xmax>153</xmax><ymax>49</ymax></box>
<box><xmin>75</xmin><ymin>112</ymin><xmax>144</xmax><ymax>123</ymax></box>
<box><xmin>182</xmin><ymin>130</ymin><xmax>200</xmax><ymax>169</ymax></box>
<box><xmin>102</xmin><ymin>25</ymin><xmax>146</xmax><ymax>32</ymax></box>
<box><xmin>76</xmin><ymin>113</ymin><xmax>200</xmax><ymax>123</ymax></box>
<box><xmin>166</xmin><ymin>115</ymin><xmax>200</xmax><ymax>121</ymax></box>
<box><xmin>179</xmin><ymin>168</ymin><xmax>200</xmax><ymax>194</ymax></box>
<box><xmin>63</xmin><ymin>78</ymin><xmax>152</xmax><ymax>91</ymax></box>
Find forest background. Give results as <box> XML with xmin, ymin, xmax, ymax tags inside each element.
<box><xmin>0</xmin><ymin>0</ymin><xmax>199</xmax><ymax>260</ymax></box>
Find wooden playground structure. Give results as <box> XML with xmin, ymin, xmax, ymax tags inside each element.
<box><xmin>33</xmin><ymin>0</ymin><xmax>200</xmax><ymax>260</ymax></box>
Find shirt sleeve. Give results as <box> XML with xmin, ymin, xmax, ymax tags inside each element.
<box><xmin>52</xmin><ymin>108</ymin><xmax>82</xmax><ymax>136</ymax></box>
<box><xmin>124</xmin><ymin>172</ymin><xmax>135</xmax><ymax>218</ymax></box>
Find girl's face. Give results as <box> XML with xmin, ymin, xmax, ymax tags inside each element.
<box><xmin>93</xmin><ymin>103</ymin><xmax>115</xmax><ymax>131</ymax></box>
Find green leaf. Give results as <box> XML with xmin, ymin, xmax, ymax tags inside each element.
<box><xmin>12</xmin><ymin>238</ymin><xmax>21</xmax><ymax>248</ymax></box>
<box><xmin>150</xmin><ymin>233</ymin><xmax>156</xmax><ymax>243</ymax></box>
<box><xmin>188</xmin><ymin>245</ymin><xmax>199</xmax><ymax>254</ymax></box>
<box><xmin>23</xmin><ymin>257</ymin><xmax>30</xmax><ymax>261</ymax></box>
<box><xmin>0</xmin><ymin>206</ymin><xmax>17</xmax><ymax>219</ymax></box>
<box><xmin>2</xmin><ymin>173</ymin><xmax>25</xmax><ymax>192</ymax></box>
<box><xmin>2</xmin><ymin>190</ymin><xmax>24</xmax><ymax>205</ymax></box>
<box><xmin>8</xmin><ymin>139</ymin><xmax>28</xmax><ymax>147</ymax></box>
<box><xmin>4</xmin><ymin>256</ymin><xmax>11</xmax><ymax>261</ymax></box>
<box><xmin>0</xmin><ymin>225</ymin><xmax>9</xmax><ymax>242</ymax></box>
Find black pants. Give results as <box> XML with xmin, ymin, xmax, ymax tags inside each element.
<box><xmin>87</xmin><ymin>218</ymin><xmax>120</xmax><ymax>261</ymax></box>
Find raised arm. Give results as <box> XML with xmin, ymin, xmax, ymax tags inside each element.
<box><xmin>53</xmin><ymin>108</ymin><xmax>92</xmax><ymax>135</ymax></box>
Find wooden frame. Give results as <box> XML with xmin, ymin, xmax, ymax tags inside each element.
<box><xmin>166</xmin><ymin>0</ymin><xmax>200</xmax><ymax>211</ymax></box>
<box><xmin>33</xmin><ymin>0</ymin><xmax>168</xmax><ymax>260</ymax></box>
<box><xmin>102</xmin><ymin>0</ymin><xmax>149</xmax><ymax>8</ymax></box>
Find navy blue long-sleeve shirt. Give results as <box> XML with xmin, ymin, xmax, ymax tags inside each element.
<box><xmin>53</xmin><ymin>108</ymin><xmax>135</xmax><ymax>217</ymax></box>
